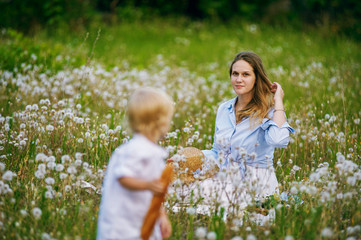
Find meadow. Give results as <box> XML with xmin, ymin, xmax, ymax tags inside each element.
<box><xmin>0</xmin><ymin>19</ymin><xmax>360</xmax><ymax>239</ymax></box>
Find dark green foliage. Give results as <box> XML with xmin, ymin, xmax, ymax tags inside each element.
<box><xmin>0</xmin><ymin>0</ymin><xmax>96</xmax><ymax>32</ymax></box>
<box><xmin>1</xmin><ymin>0</ymin><xmax>360</xmax><ymax>39</ymax></box>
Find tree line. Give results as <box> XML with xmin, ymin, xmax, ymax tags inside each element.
<box><xmin>1</xmin><ymin>0</ymin><xmax>360</xmax><ymax>39</ymax></box>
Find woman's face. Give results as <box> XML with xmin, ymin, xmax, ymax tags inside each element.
<box><xmin>231</xmin><ymin>60</ymin><xmax>256</xmax><ymax>97</ymax></box>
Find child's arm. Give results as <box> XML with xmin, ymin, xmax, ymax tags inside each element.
<box><xmin>119</xmin><ymin>177</ymin><xmax>165</xmax><ymax>195</ymax></box>
<box><xmin>159</xmin><ymin>207</ymin><xmax>172</xmax><ymax>238</ymax></box>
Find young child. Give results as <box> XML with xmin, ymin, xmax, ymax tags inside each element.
<box><xmin>97</xmin><ymin>87</ymin><xmax>174</xmax><ymax>240</ymax></box>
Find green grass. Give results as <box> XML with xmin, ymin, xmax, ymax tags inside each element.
<box><xmin>0</xmin><ymin>18</ymin><xmax>360</xmax><ymax>239</ymax></box>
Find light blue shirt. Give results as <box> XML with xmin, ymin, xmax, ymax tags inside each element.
<box><xmin>202</xmin><ymin>97</ymin><xmax>294</xmax><ymax>177</ymax></box>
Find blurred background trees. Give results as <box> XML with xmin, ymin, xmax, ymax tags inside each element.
<box><xmin>0</xmin><ymin>0</ymin><xmax>360</xmax><ymax>39</ymax></box>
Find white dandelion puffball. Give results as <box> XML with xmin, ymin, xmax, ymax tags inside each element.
<box><xmin>32</xmin><ymin>207</ymin><xmax>42</xmax><ymax>219</ymax></box>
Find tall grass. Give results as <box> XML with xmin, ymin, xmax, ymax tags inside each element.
<box><xmin>0</xmin><ymin>19</ymin><xmax>360</xmax><ymax>239</ymax></box>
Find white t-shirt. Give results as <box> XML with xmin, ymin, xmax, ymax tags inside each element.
<box><xmin>97</xmin><ymin>134</ymin><xmax>167</xmax><ymax>240</ymax></box>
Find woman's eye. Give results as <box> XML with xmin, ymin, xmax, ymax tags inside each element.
<box><xmin>232</xmin><ymin>72</ymin><xmax>238</xmax><ymax>76</ymax></box>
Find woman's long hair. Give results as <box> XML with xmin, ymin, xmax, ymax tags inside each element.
<box><xmin>229</xmin><ymin>51</ymin><xmax>273</xmax><ymax>125</ymax></box>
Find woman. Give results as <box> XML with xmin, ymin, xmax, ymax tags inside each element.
<box><xmin>202</xmin><ymin>51</ymin><xmax>294</xmax><ymax>198</ymax></box>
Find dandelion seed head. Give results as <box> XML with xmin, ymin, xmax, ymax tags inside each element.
<box><xmin>75</xmin><ymin>152</ymin><xmax>82</xmax><ymax>160</ymax></box>
<box><xmin>67</xmin><ymin>166</ymin><xmax>77</xmax><ymax>175</ymax></box>
<box><xmin>46</xmin><ymin>125</ymin><xmax>54</xmax><ymax>131</ymax></box>
<box><xmin>45</xmin><ymin>191</ymin><xmax>54</xmax><ymax>199</ymax></box>
<box><xmin>186</xmin><ymin>207</ymin><xmax>196</xmax><ymax>215</ymax></box>
<box><xmin>59</xmin><ymin>173</ymin><xmax>68</xmax><ymax>179</ymax></box>
<box><xmin>35</xmin><ymin>170</ymin><xmax>45</xmax><ymax>179</ymax></box>
<box><xmin>231</xmin><ymin>237</ymin><xmax>243</xmax><ymax>240</ymax></box>
<box><xmin>36</xmin><ymin>153</ymin><xmax>47</xmax><ymax>162</ymax></box>
<box><xmin>321</xmin><ymin>227</ymin><xmax>333</xmax><ymax>238</ymax></box>
<box><xmin>207</xmin><ymin>232</ymin><xmax>217</xmax><ymax>240</ymax></box>
<box><xmin>32</xmin><ymin>207</ymin><xmax>42</xmax><ymax>219</ymax></box>
<box><xmin>20</xmin><ymin>209</ymin><xmax>28</xmax><ymax>216</ymax></box>
<box><xmin>61</xmin><ymin>155</ymin><xmax>71</xmax><ymax>164</ymax></box>
<box><xmin>0</xmin><ymin>162</ymin><xmax>5</xmax><ymax>172</ymax></box>
<box><xmin>45</xmin><ymin>177</ymin><xmax>55</xmax><ymax>185</ymax></box>
<box><xmin>246</xmin><ymin>234</ymin><xmax>256</xmax><ymax>240</ymax></box>
<box><xmin>2</xmin><ymin>170</ymin><xmax>15</xmax><ymax>181</ymax></box>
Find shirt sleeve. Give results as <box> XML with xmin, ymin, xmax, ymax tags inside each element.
<box><xmin>202</xmin><ymin>104</ymin><xmax>224</xmax><ymax>165</ymax></box>
<box><xmin>261</xmin><ymin>119</ymin><xmax>295</xmax><ymax>148</ymax></box>
<box><xmin>112</xmin><ymin>150</ymin><xmax>144</xmax><ymax>179</ymax></box>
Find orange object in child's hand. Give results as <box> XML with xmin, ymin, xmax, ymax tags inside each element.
<box><xmin>141</xmin><ymin>164</ymin><xmax>173</xmax><ymax>240</ymax></box>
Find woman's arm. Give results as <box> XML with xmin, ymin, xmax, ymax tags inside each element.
<box><xmin>271</xmin><ymin>82</ymin><xmax>286</xmax><ymax>127</ymax></box>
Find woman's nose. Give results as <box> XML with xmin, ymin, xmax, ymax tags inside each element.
<box><xmin>236</xmin><ymin>76</ymin><xmax>243</xmax><ymax>82</ymax></box>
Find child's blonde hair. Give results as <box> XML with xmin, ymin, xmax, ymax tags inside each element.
<box><xmin>128</xmin><ymin>87</ymin><xmax>174</xmax><ymax>140</ymax></box>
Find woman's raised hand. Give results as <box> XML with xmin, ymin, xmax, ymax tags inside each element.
<box><xmin>271</xmin><ymin>82</ymin><xmax>284</xmax><ymax>101</ymax></box>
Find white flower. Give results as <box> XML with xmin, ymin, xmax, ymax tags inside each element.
<box><xmin>347</xmin><ymin>176</ymin><xmax>356</xmax><ymax>186</ymax></box>
<box><xmin>45</xmin><ymin>191</ymin><xmax>54</xmax><ymax>199</ymax></box>
<box><xmin>77</xmin><ymin>138</ymin><xmax>83</xmax><ymax>143</ymax></box>
<box><xmin>285</xmin><ymin>236</ymin><xmax>294</xmax><ymax>240</ymax></box>
<box><xmin>75</xmin><ymin>152</ymin><xmax>82</xmax><ymax>160</ymax></box>
<box><xmin>46</xmin><ymin>156</ymin><xmax>56</xmax><ymax>163</ymax></box>
<box><xmin>346</xmin><ymin>237</ymin><xmax>356</xmax><ymax>240</ymax></box>
<box><xmin>337</xmin><ymin>153</ymin><xmax>345</xmax><ymax>162</ymax></box>
<box><xmin>56</xmin><ymin>164</ymin><xmax>64</xmax><ymax>172</ymax></box>
<box><xmin>36</xmin><ymin>153</ymin><xmax>47</xmax><ymax>162</ymax></box>
<box><xmin>2</xmin><ymin>170</ymin><xmax>15</xmax><ymax>181</ymax></box>
<box><xmin>61</xmin><ymin>155</ymin><xmax>71</xmax><ymax>163</ymax></box>
<box><xmin>32</xmin><ymin>104</ymin><xmax>39</xmax><ymax>111</ymax></box>
<box><xmin>46</xmin><ymin>125</ymin><xmax>54</xmax><ymax>131</ymax></box>
<box><xmin>207</xmin><ymin>232</ymin><xmax>217</xmax><ymax>240</ymax></box>
<box><xmin>292</xmin><ymin>165</ymin><xmax>300</xmax><ymax>171</ymax></box>
<box><xmin>38</xmin><ymin>163</ymin><xmax>46</xmax><ymax>173</ymax></box>
<box><xmin>47</xmin><ymin>161</ymin><xmax>56</xmax><ymax>170</ymax></box>
<box><xmin>45</xmin><ymin>177</ymin><xmax>55</xmax><ymax>185</ymax></box>
<box><xmin>186</xmin><ymin>207</ymin><xmax>196</xmax><ymax>215</ymax></box>
<box><xmin>65</xmin><ymin>185</ymin><xmax>71</xmax><ymax>192</ymax></box>
<box><xmin>344</xmin><ymin>192</ymin><xmax>353</xmax><ymax>199</ymax></box>
<box><xmin>41</xmin><ymin>232</ymin><xmax>51</xmax><ymax>240</ymax></box>
<box><xmin>35</xmin><ymin>170</ymin><xmax>45</xmax><ymax>179</ymax></box>
<box><xmin>321</xmin><ymin>227</ymin><xmax>333</xmax><ymax>238</ymax></box>
<box><xmin>246</xmin><ymin>234</ymin><xmax>257</xmax><ymax>240</ymax></box>
<box><xmin>231</xmin><ymin>237</ymin><xmax>243</xmax><ymax>240</ymax></box>
<box><xmin>309</xmin><ymin>172</ymin><xmax>320</xmax><ymax>182</ymax></box>
<box><xmin>195</xmin><ymin>227</ymin><xmax>207</xmax><ymax>239</ymax></box>
<box><xmin>32</xmin><ymin>207</ymin><xmax>42</xmax><ymax>219</ymax></box>
<box><xmin>67</xmin><ymin>166</ymin><xmax>77</xmax><ymax>175</ymax></box>
<box><xmin>75</xmin><ymin>159</ymin><xmax>82</xmax><ymax>167</ymax></box>
<box><xmin>20</xmin><ymin>209</ymin><xmax>28</xmax><ymax>216</ymax></box>
<box><xmin>290</xmin><ymin>186</ymin><xmax>298</xmax><ymax>195</ymax></box>
<box><xmin>321</xmin><ymin>191</ymin><xmax>331</xmax><ymax>202</ymax></box>
<box><xmin>0</xmin><ymin>162</ymin><xmax>5</xmax><ymax>171</ymax></box>
<box><xmin>59</xmin><ymin>173</ymin><xmax>68</xmax><ymax>179</ymax></box>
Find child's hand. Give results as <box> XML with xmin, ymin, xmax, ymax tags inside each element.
<box><xmin>159</xmin><ymin>214</ymin><xmax>172</xmax><ymax>238</ymax></box>
<box><xmin>147</xmin><ymin>179</ymin><xmax>165</xmax><ymax>195</ymax></box>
